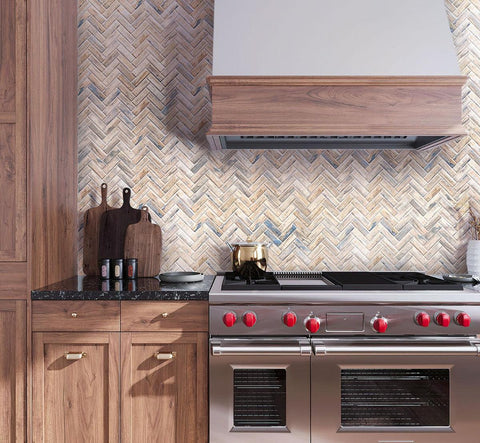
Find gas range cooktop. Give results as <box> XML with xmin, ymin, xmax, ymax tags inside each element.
<box><xmin>221</xmin><ymin>271</ymin><xmax>463</xmax><ymax>291</ymax></box>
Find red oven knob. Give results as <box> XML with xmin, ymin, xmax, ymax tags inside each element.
<box><xmin>435</xmin><ymin>312</ymin><xmax>450</xmax><ymax>327</ymax></box>
<box><xmin>416</xmin><ymin>312</ymin><xmax>430</xmax><ymax>327</ymax></box>
<box><xmin>243</xmin><ymin>311</ymin><xmax>257</xmax><ymax>328</ymax></box>
<box><xmin>283</xmin><ymin>312</ymin><xmax>297</xmax><ymax>327</ymax></box>
<box><xmin>223</xmin><ymin>312</ymin><xmax>237</xmax><ymax>327</ymax></box>
<box><xmin>456</xmin><ymin>312</ymin><xmax>471</xmax><ymax>327</ymax></box>
<box><xmin>305</xmin><ymin>317</ymin><xmax>320</xmax><ymax>333</ymax></box>
<box><xmin>372</xmin><ymin>317</ymin><xmax>388</xmax><ymax>333</ymax></box>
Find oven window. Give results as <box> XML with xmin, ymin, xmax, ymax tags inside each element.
<box><xmin>233</xmin><ymin>369</ymin><xmax>286</xmax><ymax>427</ymax></box>
<box><xmin>341</xmin><ymin>369</ymin><xmax>449</xmax><ymax>427</ymax></box>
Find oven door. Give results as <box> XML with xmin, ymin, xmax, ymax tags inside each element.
<box><xmin>209</xmin><ymin>337</ymin><xmax>311</xmax><ymax>443</ymax></box>
<box><xmin>311</xmin><ymin>337</ymin><xmax>480</xmax><ymax>443</ymax></box>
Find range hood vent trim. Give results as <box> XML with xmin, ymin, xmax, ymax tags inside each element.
<box><xmin>207</xmin><ymin>76</ymin><xmax>467</xmax><ymax>151</ymax></box>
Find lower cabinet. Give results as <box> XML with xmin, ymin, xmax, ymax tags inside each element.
<box><xmin>32</xmin><ymin>301</ymin><xmax>208</xmax><ymax>443</ymax></box>
<box><xmin>121</xmin><ymin>332</ymin><xmax>208</xmax><ymax>443</ymax></box>
<box><xmin>0</xmin><ymin>300</ymin><xmax>26</xmax><ymax>443</ymax></box>
<box><xmin>32</xmin><ymin>332</ymin><xmax>120</xmax><ymax>443</ymax></box>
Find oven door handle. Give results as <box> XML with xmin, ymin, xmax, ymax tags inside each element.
<box><xmin>313</xmin><ymin>341</ymin><xmax>480</xmax><ymax>356</ymax></box>
<box><xmin>211</xmin><ymin>339</ymin><xmax>312</xmax><ymax>356</ymax></box>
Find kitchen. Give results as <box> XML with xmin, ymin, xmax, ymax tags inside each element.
<box><xmin>1</xmin><ymin>0</ymin><xmax>479</xmax><ymax>442</ymax></box>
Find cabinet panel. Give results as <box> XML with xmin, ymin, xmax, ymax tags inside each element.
<box><xmin>121</xmin><ymin>332</ymin><xmax>208</xmax><ymax>443</ymax></box>
<box><xmin>0</xmin><ymin>300</ymin><xmax>25</xmax><ymax>442</ymax></box>
<box><xmin>0</xmin><ymin>124</ymin><xmax>26</xmax><ymax>261</ymax></box>
<box><xmin>0</xmin><ymin>262</ymin><xmax>27</xmax><ymax>298</ymax></box>
<box><xmin>121</xmin><ymin>301</ymin><xmax>208</xmax><ymax>332</ymax></box>
<box><xmin>0</xmin><ymin>0</ymin><xmax>26</xmax><ymax>263</ymax></box>
<box><xmin>0</xmin><ymin>0</ymin><xmax>16</xmax><ymax>112</ymax></box>
<box><xmin>33</xmin><ymin>332</ymin><xmax>120</xmax><ymax>443</ymax></box>
<box><xmin>32</xmin><ymin>301</ymin><xmax>120</xmax><ymax>331</ymax></box>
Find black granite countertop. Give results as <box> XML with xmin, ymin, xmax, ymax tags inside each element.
<box><xmin>31</xmin><ymin>275</ymin><xmax>215</xmax><ymax>300</ymax></box>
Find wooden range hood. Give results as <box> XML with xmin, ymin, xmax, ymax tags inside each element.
<box><xmin>207</xmin><ymin>0</ymin><xmax>467</xmax><ymax>150</ymax></box>
<box><xmin>207</xmin><ymin>75</ymin><xmax>467</xmax><ymax>150</ymax></box>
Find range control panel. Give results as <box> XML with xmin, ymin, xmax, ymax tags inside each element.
<box><xmin>209</xmin><ymin>305</ymin><xmax>480</xmax><ymax>336</ymax></box>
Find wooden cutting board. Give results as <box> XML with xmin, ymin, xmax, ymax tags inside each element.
<box><xmin>83</xmin><ymin>183</ymin><xmax>114</xmax><ymax>275</ymax></box>
<box><xmin>98</xmin><ymin>188</ymin><xmax>147</xmax><ymax>260</ymax></box>
<box><xmin>124</xmin><ymin>207</ymin><xmax>162</xmax><ymax>277</ymax></box>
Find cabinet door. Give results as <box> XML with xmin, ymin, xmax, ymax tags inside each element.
<box><xmin>32</xmin><ymin>332</ymin><xmax>120</xmax><ymax>443</ymax></box>
<box><xmin>121</xmin><ymin>332</ymin><xmax>208</xmax><ymax>443</ymax></box>
<box><xmin>0</xmin><ymin>300</ymin><xmax>25</xmax><ymax>442</ymax></box>
<box><xmin>0</xmin><ymin>0</ymin><xmax>26</xmax><ymax>262</ymax></box>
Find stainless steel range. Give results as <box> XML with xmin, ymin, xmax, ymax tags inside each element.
<box><xmin>209</xmin><ymin>271</ymin><xmax>480</xmax><ymax>443</ymax></box>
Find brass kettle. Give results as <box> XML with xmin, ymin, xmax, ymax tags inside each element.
<box><xmin>226</xmin><ymin>241</ymin><xmax>271</xmax><ymax>278</ymax></box>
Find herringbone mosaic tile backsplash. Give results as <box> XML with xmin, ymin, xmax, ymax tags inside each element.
<box><xmin>78</xmin><ymin>0</ymin><xmax>480</xmax><ymax>274</ymax></box>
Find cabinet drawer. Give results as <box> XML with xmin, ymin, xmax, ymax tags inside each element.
<box><xmin>121</xmin><ymin>301</ymin><xmax>208</xmax><ymax>332</ymax></box>
<box><xmin>32</xmin><ymin>301</ymin><xmax>120</xmax><ymax>331</ymax></box>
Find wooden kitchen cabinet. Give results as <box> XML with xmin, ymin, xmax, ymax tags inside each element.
<box><xmin>32</xmin><ymin>332</ymin><xmax>120</xmax><ymax>443</ymax></box>
<box><xmin>32</xmin><ymin>300</ymin><xmax>208</xmax><ymax>443</ymax></box>
<box><xmin>0</xmin><ymin>300</ymin><xmax>26</xmax><ymax>442</ymax></box>
<box><xmin>121</xmin><ymin>332</ymin><xmax>208</xmax><ymax>443</ymax></box>
<box><xmin>0</xmin><ymin>0</ymin><xmax>27</xmax><ymax>299</ymax></box>
<box><xmin>0</xmin><ymin>0</ymin><xmax>78</xmax><ymax>297</ymax></box>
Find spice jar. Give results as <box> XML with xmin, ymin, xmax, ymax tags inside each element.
<box><xmin>125</xmin><ymin>258</ymin><xmax>138</xmax><ymax>279</ymax></box>
<box><xmin>99</xmin><ymin>259</ymin><xmax>110</xmax><ymax>280</ymax></box>
<box><xmin>111</xmin><ymin>259</ymin><xmax>124</xmax><ymax>280</ymax></box>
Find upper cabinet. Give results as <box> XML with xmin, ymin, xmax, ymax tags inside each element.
<box><xmin>0</xmin><ymin>0</ymin><xmax>78</xmax><ymax>297</ymax></box>
<box><xmin>0</xmin><ymin>0</ymin><xmax>26</xmax><ymax>262</ymax></box>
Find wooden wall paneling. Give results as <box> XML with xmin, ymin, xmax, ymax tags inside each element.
<box><xmin>32</xmin><ymin>332</ymin><xmax>120</xmax><ymax>443</ymax></box>
<box><xmin>0</xmin><ymin>300</ymin><xmax>26</xmax><ymax>442</ymax></box>
<box><xmin>28</xmin><ymin>0</ymin><xmax>78</xmax><ymax>289</ymax></box>
<box><xmin>121</xmin><ymin>332</ymin><xmax>208</xmax><ymax>443</ymax></box>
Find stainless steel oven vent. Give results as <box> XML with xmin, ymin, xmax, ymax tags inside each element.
<box><xmin>233</xmin><ymin>369</ymin><xmax>287</xmax><ymax>427</ymax></box>
<box><xmin>341</xmin><ymin>368</ymin><xmax>449</xmax><ymax>428</ymax></box>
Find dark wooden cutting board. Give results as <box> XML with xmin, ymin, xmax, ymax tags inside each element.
<box><xmin>124</xmin><ymin>207</ymin><xmax>162</xmax><ymax>277</ymax></box>
<box><xmin>83</xmin><ymin>183</ymin><xmax>114</xmax><ymax>275</ymax></box>
<box><xmin>98</xmin><ymin>188</ymin><xmax>148</xmax><ymax>260</ymax></box>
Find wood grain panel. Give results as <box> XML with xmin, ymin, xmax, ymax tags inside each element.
<box><xmin>28</xmin><ymin>0</ymin><xmax>78</xmax><ymax>289</ymax></box>
<box><xmin>0</xmin><ymin>113</ymin><xmax>16</xmax><ymax>124</ymax></box>
<box><xmin>121</xmin><ymin>301</ymin><xmax>208</xmax><ymax>332</ymax></box>
<box><xmin>33</xmin><ymin>332</ymin><xmax>120</xmax><ymax>443</ymax></box>
<box><xmin>0</xmin><ymin>0</ymin><xmax>27</xmax><ymax>263</ymax></box>
<box><xmin>208</xmin><ymin>77</ymin><xmax>466</xmax><ymax>135</ymax></box>
<box><xmin>121</xmin><ymin>332</ymin><xmax>208</xmax><ymax>443</ymax></box>
<box><xmin>32</xmin><ymin>301</ymin><xmax>120</xmax><ymax>332</ymax></box>
<box><xmin>0</xmin><ymin>262</ymin><xmax>27</xmax><ymax>298</ymax></box>
<box><xmin>0</xmin><ymin>0</ymin><xmax>16</xmax><ymax>112</ymax></box>
<box><xmin>0</xmin><ymin>300</ymin><xmax>26</xmax><ymax>442</ymax></box>
<box><xmin>0</xmin><ymin>124</ymin><xmax>26</xmax><ymax>261</ymax></box>
<box><xmin>207</xmin><ymin>75</ymin><xmax>468</xmax><ymax>87</ymax></box>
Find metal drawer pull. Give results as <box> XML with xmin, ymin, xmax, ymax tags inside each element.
<box><xmin>71</xmin><ymin>312</ymin><xmax>78</xmax><ymax>318</ymax></box>
<box><xmin>314</xmin><ymin>343</ymin><xmax>480</xmax><ymax>356</ymax></box>
<box><xmin>161</xmin><ymin>312</ymin><xmax>169</xmax><ymax>318</ymax></box>
<box><xmin>211</xmin><ymin>340</ymin><xmax>312</xmax><ymax>356</ymax></box>
<box><xmin>65</xmin><ymin>352</ymin><xmax>87</xmax><ymax>360</ymax></box>
<box><xmin>155</xmin><ymin>351</ymin><xmax>176</xmax><ymax>360</ymax></box>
